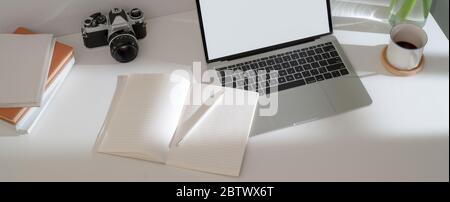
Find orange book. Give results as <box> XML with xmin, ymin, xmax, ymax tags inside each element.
<box><xmin>0</xmin><ymin>27</ymin><xmax>74</xmax><ymax>125</ymax></box>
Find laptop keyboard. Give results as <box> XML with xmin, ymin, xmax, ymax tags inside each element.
<box><xmin>215</xmin><ymin>42</ymin><xmax>350</xmax><ymax>94</ymax></box>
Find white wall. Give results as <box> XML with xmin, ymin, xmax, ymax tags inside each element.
<box><xmin>0</xmin><ymin>0</ymin><xmax>196</xmax><ymax>36</ymax></box>
<box><xmin>431</xmin><ymin>0</ymin><xmax>449</xmax><ymax>39</ymax></box>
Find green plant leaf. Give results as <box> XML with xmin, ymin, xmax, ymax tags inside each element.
<box><xmin>398</xmin><ymin>0</ymin><xmax>417</xmax><ymax>21</ymax></box>
<box><xmin>390</xmin><ymin>0</ymin><xmax>399</xmax><ymax>10</ymax></box>
<box><xmin>423</xmin><ymin>0</ymin><xmax>433</xmax><ymax>18</ymax></box>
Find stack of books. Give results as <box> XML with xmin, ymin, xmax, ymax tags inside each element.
<box><xmin>0</xmin><ymin>28</ymin><xmax>75</xmax><ymax>134</ymax></box>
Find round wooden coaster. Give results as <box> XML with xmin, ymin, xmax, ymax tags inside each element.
<box><xmin>381</xmin><ymin>46</ymin><xmax>425</xmax><ymax>76</ymax></box>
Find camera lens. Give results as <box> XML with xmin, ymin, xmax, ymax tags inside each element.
<box><xmin>109</xmin><ymin>33</ymin><xmax>139</xmax><ymax>63</ymax></box>
<box><xmin>116</xmin><ymin>45</ymin><xmax>136</xmax><ymax>60</ymax></box>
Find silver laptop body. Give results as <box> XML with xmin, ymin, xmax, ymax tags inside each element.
<box><xmin>196</xmin><ymin>0</ymin><xmax>372</xmax><ymax>136</ymax></box>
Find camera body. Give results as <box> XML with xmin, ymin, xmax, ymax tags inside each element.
<box><xmin>82</xmin><ymin>8</ymin><xmax>147</xmax><ymax>63</ymax></box>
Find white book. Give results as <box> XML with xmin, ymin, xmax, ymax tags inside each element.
<box><xmin>17</xmin><ymin>57</ymin><xmax>75</xmax><ymax>134</ymax></box>
<box><xmin>0</xmin><ymin>57</ymin><xmax>75</xmax><ymax>135</ymax></box>
<box><xmin>0</xmin><ymin>34</ymin><xmax>55</xmax><ymax>107</ymax></box>
<box><xmin>95</xmin><ymin>74</ymin><xmax>259</xmax><ymax>176</ymax></box>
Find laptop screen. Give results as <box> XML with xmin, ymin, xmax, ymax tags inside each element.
<box><xmin>198</xmin><ymin>0</ymin><xmax>331</xmax><ymax>62</ymax></box>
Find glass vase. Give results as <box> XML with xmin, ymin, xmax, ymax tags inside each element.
<box><xmin>389</xmin><ymin>0</ymin><xmax>433</xmax><ymax>27</ymax></box>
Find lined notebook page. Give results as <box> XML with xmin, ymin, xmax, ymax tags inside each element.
<box><xmin>0</xmin><ymin>34</ymin><xmax>54</xmax><ymax>107</ymax></box>
<box><xmin>97</xmin><ymin>74</ymin><xmax>190</xmax><ymax>163</ymax></box>
<box><xmin>167</xmin><ymin>86</ymin><xmax>259</xmax><ymax>176</ymax></box>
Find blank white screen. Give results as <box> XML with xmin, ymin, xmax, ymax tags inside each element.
<box><xmin>199</xmin><ymin>0</ymin><xmax>330</xmax><ymax>61</ymax></box>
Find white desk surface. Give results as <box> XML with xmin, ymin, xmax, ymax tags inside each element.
<box><xmin>0</xmin><ymin>11</ymin><xmax>448</xmax><ymax>182</ymax></box>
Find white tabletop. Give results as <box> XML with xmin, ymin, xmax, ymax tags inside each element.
<box><xmin>0</xmin><ymin>11</ymin><xmax>448</xmax><ymax>182</ymax></box>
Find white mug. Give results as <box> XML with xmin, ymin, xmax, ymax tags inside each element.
<box><xmin>386</xmin><ymin>24</ymin><xmax>428</xmax><ymax>70</ymax></box>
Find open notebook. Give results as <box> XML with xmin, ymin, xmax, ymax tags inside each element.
<box><xmin>95</xmin><ymin>74</ymin><xmax>259</xmax><ymax>176</ymax></box>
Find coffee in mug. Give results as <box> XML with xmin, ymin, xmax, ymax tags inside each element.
<box><xmin>386</xmin><ymin>24</ymin><xmax>428</xmax><ymax>70</ymax></box>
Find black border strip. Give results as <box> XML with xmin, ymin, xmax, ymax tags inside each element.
<box><xmin>1</xmin><ymin>182</ymin><xmax>449</xmax><ymax>200</ymax></box>
<box><xmin>196</xmin><ymin>0</ymin><xmax>334</xmax><ymax>64</ymax></box>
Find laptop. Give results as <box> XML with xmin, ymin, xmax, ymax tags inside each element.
<box><xmin>196</xmin><ymin>0</ymin><xmax>372</xmax><ymax>135</ymax></box>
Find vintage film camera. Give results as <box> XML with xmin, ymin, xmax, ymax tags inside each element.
<box><xmin>82</xmin><ymin>8</ymin><xmax>147</xmax><ymax>63</ymax></box>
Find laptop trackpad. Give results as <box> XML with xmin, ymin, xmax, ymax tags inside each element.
<box><xmin>321</xmin><ymin>78</ymin><xmax>372</xmax><ymax>114</ymax></box>
<box><xmin>251</xmin><ymin>85</ymin><xmax>334</xmax><ymax>135</ymax></box>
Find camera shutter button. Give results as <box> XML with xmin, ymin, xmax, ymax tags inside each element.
<box><xmin>84</xmin><ymin>18</ymin><xmax>93</xmax><ymax>27</ymax></box>
<box><xmin>130</xmin><ymin>8</ymin><xmax>143</xmax><ymax>19</ymax></box>
<box><xmin>97</xmin><ymin>15</ymin><xmax>107</xmax><ymax>24</ymax></box>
